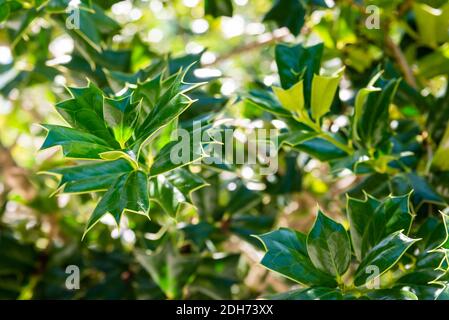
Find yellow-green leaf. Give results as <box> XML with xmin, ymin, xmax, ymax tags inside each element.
<box><xmin>311</xmin><ymin>67</ymin><xmax>344</xmax><ymax>122</ymax></box>
<box><xmin>414</xmin><ymin>3</ymin><xmax>449</xmax><ymax>48</ymax></box>
<box><xmin>272</xmin><ymin>80</ymin><xmax>305</xmax><ymax>114</ymax></box>
<box><xmin>432</xmin><ymin>124</ymin><xmax>449</xmax><ymax>171</ymax></box>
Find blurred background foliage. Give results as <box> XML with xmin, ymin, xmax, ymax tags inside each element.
<box><xmin>0</xmin><ymin>0</ymin><xmax>448</xmax><ymax>299</ymax></box>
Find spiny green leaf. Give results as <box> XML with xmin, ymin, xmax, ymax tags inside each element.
<box><xmin>149</xmin><ymin>124</ymin><xmax>210</xmax><ymax>176</ymax></box>
<box><xmin>275</xmin><ymin>42</ymin><xmax>323</xmax><ymax>95</ymax></box>
<box><xmin>354</xmin><ymin>77</ymin><xmax>400</xmax><ymax>149</ymax></box>
<box><xmin>256</xmin><ymin>228</ymin><xmax>337</xmax><ymax>287</ymax></box>
<box><xmin>363</xmin><ymin>288</ymin><xmax>418</xmax><ymax>300</ymax></box>
<box><xmin>48</xmin><ymin>158</ymin><xmax>134</xmax><ymax>194</ymax></box>
<box><xmin>353</xmin><ymin>231</ymin><xmax>419</xmax><ymax>287</ymax></box>
<box><xmin>133</xmin><ymin>69</ymin><xmax>200</xmax><ymax>151</ymax></box>
<box><xmin>353</xmin><ymin>71</ymin><xmax>382</xmax><ymax>141</ymax></box>
<box><xmin>306</xmin><ymin>210</ymin><xmax>351</xmax><ymax>277</ymax></box>
<box><xmin>84</xmin><ymin>170</ymin><xmax>149</xmax><ymax>236</ymax></box>
<box><xmin>55</xmin><ymin>82</ymin><xmax>119</xmax><ymax>147</ymax></box>
<box><xmin>347</xmin><ymin>193</ymin><xmax>414</xmax><ymax>260</ymax></box>
<box><xmin>273</xmin><ymin>80</ymin><xmax>305</xmax><ymax>114</ymax></box>
<box><xmin>104</xmin><ymin>94</ymin><xmax>140</xmax><ymax>147</ymax></box>
<box><xmin>149</xmin><ymin>168</ymin><xmax>207</xmax><ymax>217</ymax></box>
<box><xmin>40</xmin><ymin>124</ymin><xmax>113</xmax><ymax>159</ymax></box>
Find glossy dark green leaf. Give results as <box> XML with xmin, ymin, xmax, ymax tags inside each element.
<box><xmin>354</xmin><ymin>231</ymin><xmax>419</xmax><ymax>287</ymax></box>
<box><xmin>354</xmin><ymin>77</ymin><xmax>400</xmax><ymax>149</ymax></box>
<box><xmin>363</xmin><ymin>288</ymin><xmax>418</xmax><ymax>300</ymax></box>
<box><xmin>293</xmin><ymin>136</ymin><xmax>349</xmax><ymax>161</ymax></box>
<box><xmin>396</xmin><ymin>268</ymin><xmax>445</xmax><ymax>299</ymax></box>
<box><xmin>181</xmin><ymin>222</ymin><xmax>215</xmax><ymax>250</ymax></box>
<box><xmin>84</xmin><ymin>170</ymin><xmax>149</xmax><ymax>235</ymax></box>
<box><xmin>149</xmin><ymin>124</ymin><xmax>208</xmax><ymax>176</ymax></box>
<box><xmin>416</xmin><ymin>216</ymin><xmax>447</xmax><ymax>252</ymax></box>
<box><xmin>55</xmin><ymin>82</ymin><xmax>119</xmax><ymax>147</ymax></box>
<box><xmin>256</xmin><ymin>228</ymin><xmax>337</xmax><ymax>287</ymax></box>
<box><xmin>306</xmin><ymin>210</ymin><xmax>351</xmax><ymax>277</ymax></box>
<box><xmin>274</xmin><ymin>43</ymin><xmax>323</xmax><ymax>109</ymax></box>
<box><xmin>245</xmin><ymin>89</ymin><xmax>293</xmax><ymax>117</ymax></box>
<box><xmin>41</xmin><ymin>124</ymin><xmax>113</xmax><ymax>159</ymax></box>
<box><xmin>391</xmin><ymin>173</ymin><xmax>445</xmax><ymax>209</ymax></box>
<box><xmin>347</xmin><ymin>193</ymin><xmax>413</xmax><ymax>260</ymax></box>
<box><xmin>263</xmin><ymin>0</ymin><xmax>306</xmax><ymax>36</ymax></box>
<box><xmin>104</xmin><ymin>94</ymin><xmax>140</xmax><ymax>147</ymax></box>
<box><xmin>63</xmin><ymin>4</ymin><xmax>120</xmax><ymax>52</ymax></box>
<box><xmin>48</xmin><ymin>158</ymin><xmax>134</xmax><ymax>194</ymax></box>
<box><xmin>133</xmin><ymin>70</ymin><xmax>199</xmax><ymax>150</ymax></box>
<box><xmin>436</xmin><ymin>286</ymin><xmax>449</xmax><ymax>300</ymax></box>
<box><xmin>149</xmin><ymin>168</ymin><xmax>207</xmax><ymax>217</ymax></box>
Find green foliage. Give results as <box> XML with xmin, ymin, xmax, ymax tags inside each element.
<box><xmin>40</xmin><ymin>68</ymin><xmax>208</xmax><ymax>235</ymax></box>
<box><xmin>258</xmin><ymin>194</ymin><xmax>448</xmax><ymax>300</ymax></box>
<box><xmin>1</xmin><ymin>0</ymin><xmax>449</xmax><ymax>301</ymax></box>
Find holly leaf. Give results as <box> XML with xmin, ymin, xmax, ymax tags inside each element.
<box><xmin>0</xmin><ymin>0</ymin><xmax>10</xmax><ymax>22</ymax></box>
<box><xmin>363</xmin><ymin>288</ymin><xmax>418</xmax><ymax>300</ymax></box>
<box><xmin>306</xmin><ymin>210</ymin><xmax>351</xmax><ymax>277</ymax></box>
<box><xmin>274</xmin><ymin>42</ymin><xmax>323</xmax><ymax>107</ymax></box>
<box><xmin>84</xmin><ymin>170</ymin><xmax>149</xmax><ymax>236</ymax></box>
<box><xmin>149</xmin><ymin>122</ymin><xmax>211</xmax><ymax>176</ymax></box>
<box><xmin>149</xmin><ymin>168</ymin><xmax>208</xmax><ymax>217</ymax></box>
<box><xmin>413</xmin><ymin>2</ymin><xmax>449</xmax><ymax>48</ymax></box>
<box><xmin>353</xmin><ymin>76</ymin><xmax>400</xmax><ymax>149</ymax></box>
<box><xmin>46</xmin><ymin>158</ymin><xmax>134</xmax><ymax>194</ymax></box>
<box><xmin>292</xmin><ymin>136</ymin><xmax>349</xmax><ymax>161</ymax></box>
<box><xmin>40</xmin><ymin>124</ymin><xmax>114</xmax><ymax>159</ymax></box>
<box><xmin>347</xmin><ymin>193</ymin><xmax>414</xmax><ymax>260</ymax></box>
<box><xmin>310</xmin><ymin>67</ymin><xmax>344</xmax><ymax>122</ymax></box>
<box><xmin>273</xmin><ymin>80</ymin><xmax>305</xmax><ymax>115</ymax></box>
<box><xmin>245</xmin><ymin>89</ymin><xmax>293</xmax><ymax>117</ymax></box>
<box><xmin>256</xmin><ymin>228</ymin><xmax>337</xmax><ymax>287</ymax></box>
<box><xmin>263</xmin><ymin>0</ymin><xmax>306</xmax><ymax>36</ymax></box>
<box><xmin>133</xmin><ymin>69</ymin><xmax>202</xmax><ymax>152</ymax></box>
<box><xmin>55</xmin><ymin>82</ymin><xmax>119</xmax><ymax>148</ymax></box>
<box><xmin>104</xmin><ymin>94</ymin><xmax>140</xmax><ymax>148</ymax></box>
<box><xmin>353</xmin><ymin>231</ymin><xmax>419</xmax><ymax>287</ymax></box>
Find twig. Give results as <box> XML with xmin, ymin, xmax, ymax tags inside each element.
<box><xmin>385</xmin><ymin>36</ymin><xmax>418</xmax><ymax>89</ymax></box>
<box><xmin>203</xmin><ymin>28</ymin><xmax>290</xmax><ymax>66</ymax></box>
